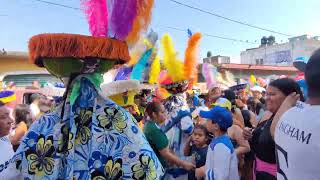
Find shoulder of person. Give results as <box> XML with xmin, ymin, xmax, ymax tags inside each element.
<box><xmin>209</xmin><ymin>136</ymin><xmax>234</xmax><ymax>154</ymax></box>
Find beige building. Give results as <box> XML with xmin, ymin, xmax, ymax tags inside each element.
<box><xmin>0</xmin><ymin>51</ymin><xmax>59</xmax><ymax>87</ymax></box>
<box><xmin>241</xmin><ymin>35</ymin><xmax>320</xmax><ymax>66</ymax></box>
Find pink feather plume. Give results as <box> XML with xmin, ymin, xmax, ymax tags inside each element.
<box><xmin>81</xmin><ymin>0</ymin><xmax>109</xmax><ymax>37</ymax></box>
<box><xmin>202</xmin><ymin>63</ymin><xmax>217</xmax><ymax>89</ymax></box>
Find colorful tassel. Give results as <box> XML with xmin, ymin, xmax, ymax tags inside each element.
<box><xmin>202</xmin><ymin>63</ymin><xmax>217</xmax><ymax>89</ymax></box>
<box><xmin>114</xmin><ymin>66</ymin><xmax>133</xmax><ymax>81</ymax></box>
<box><xmin>126</xmin><ymin>0</ymin><xmax>155</xmax><ymax>45</ymax></box>
<box><xmin>149</xmin><ymin>55</ymin><xmax>161</xmax><ymax>84</ymax></box>
<box><xmin>184</xmin><ymin>32</ymin><xmax>201</xmax><ymax>84</ymax></box>
<box><xmin>161</xmin><ymin>34</ymin><xmax>184</xmax><ymax>82</ymax></box>
<box><xmin>110</xmin><ymin>0</ymin><xmax>138</xmax><ymax>40</ymax></box>
<box><xmin>131</xmin><ymin>49</ymin><xmax>153</xmax><ymax>80</ymax></box>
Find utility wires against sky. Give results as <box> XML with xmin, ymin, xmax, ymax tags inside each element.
<box><xmin>32</xmin><ymin>0</ymin><xmax>81</xmax><ymax>10</ymax></box>
<box><xmin>29</xmin><ymin>0</ymin><xmax>273</xmax><ymax>44</ymax></box>
<box><xmin>167</xmin><ymin>0</ymin><xmax>293</xmax><ymax>37</ymax></box>
<box><xmin>157</xmin><ymin>26</ymin><xmax>258</xmax><ymax>44</ymax></box>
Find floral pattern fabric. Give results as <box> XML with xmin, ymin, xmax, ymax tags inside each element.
<box><xmin>13</xmin><ymin>76</ymin><xmax>163</xmax><ymax>179</ymax></box>
<box><xmin>163</xmin><ymin>94</ymin><xmax>194</xmax><ymax>179</ymax></box>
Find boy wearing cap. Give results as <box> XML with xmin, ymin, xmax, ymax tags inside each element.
<box><xmin>196</xmin><ymin>106</ymin><xmax>239</xmax><ymax>180</ymax></box>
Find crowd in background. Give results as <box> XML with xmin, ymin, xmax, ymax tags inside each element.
<box><xmin>1</xmin><ymin>49</ymin><xmax>320</xmax><ymax>180</ymax></box>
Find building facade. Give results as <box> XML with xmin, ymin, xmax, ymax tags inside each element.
<box><xmin>241</xmin><ymin>35</ymin><xmax>320</xmax><ymax>65</ymax></box>
<box><xmin>0</xmin><ymin>51</ymin><xmax>60</xmax><ymax>87</ymax></box>
<box><xmin>197</xmin><ymin>63</ymin><xmax>298</xmax><ymax>85</ymax></box>
<box><xmin>203</xmin><ymin>55</ymin><xmax>231</xmax><ymax>64</ymax></box>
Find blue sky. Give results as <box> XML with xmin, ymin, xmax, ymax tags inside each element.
<box><xmin>1</xmin><ymin>0</ymin><xmax>320</xmax><ymax>62</ymax></box>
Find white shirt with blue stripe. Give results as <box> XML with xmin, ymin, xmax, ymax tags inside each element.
<box><xmin>205</xmin><ymin>135</ymin><xmax>239</xmax><ymax>180</ymax></box>
<box><xmin>0</xmin><ymin>136</ymin><xmax>20</xmax><ymax>180</ymax></box>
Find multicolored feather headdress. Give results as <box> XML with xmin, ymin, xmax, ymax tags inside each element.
<box><xmin>28</xmin><ymin>0</ymin><xmax>155</xmax><ymax>78</ymax></box>
<box><xmin>160</xmin><ymin>33</ymin><xmax>202</xmax><ymax>94</ymax></box>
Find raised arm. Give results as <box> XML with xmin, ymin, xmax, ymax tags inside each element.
<box><xmin>270</xmin><ymin>92</ymin><xmax>300</xmax><ymax>139</ymax></box>
<box><xmin>233</xmin><ymin>126</ymin><xmax>250</xmax><ymax>157</ymax></box>
<box><xmin>183</xmin><ymin>136</ymin><xmax>192</xmax><ymax>156</ymax></box>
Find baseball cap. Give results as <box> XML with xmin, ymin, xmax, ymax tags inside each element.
<box><xmin>199</xmin><ymin>106</ymin><xmax>233</xmax><ymax>130</ymax></box>
<box><xmin>212</xmin><ymin>98</ymin><xmax>232</xmax><ymax>111</ymax></box>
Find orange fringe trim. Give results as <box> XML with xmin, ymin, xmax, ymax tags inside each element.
<box><xmin>29</xmin><ymin>33</ymin><xmax>130</xmax><ymax>67</ymax></box>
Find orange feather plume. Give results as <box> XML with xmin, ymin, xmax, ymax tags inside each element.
<box><xmin>184</xmin><ymin>32</ymin><xmax>202</xmax><ymax>85</ymax></box>
<box><xmin>126</xmin><ymin>0</ymin><xmax>155</xmax><ymax>45</ymax></box>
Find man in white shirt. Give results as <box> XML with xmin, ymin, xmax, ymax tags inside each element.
<box><xmin>271</xmin><ymin>48</ymin><xmax>320</xmax><ymax>180</ymax></box>
<box><xmin>0</xmin><ymin>101</ymin><xmax>19</xmax><ymax>180</ymax></box>
<box><xmin>30</xmin><ymin>93</ymin><xmax>40</xmax><ymax>119</ymax></box>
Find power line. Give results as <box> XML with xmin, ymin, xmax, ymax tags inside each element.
<box><xmin>32</xmin><ymin>0</ymin><xmax>81</xmax><ymax>10</ymax></box>
<box><xmin>158</xmin><ymin>26</ymin><xmax>258</xmax><ymax>44</ymax></box>
<box><xmin>168</xmin><ymin>0</ymin><xmax>293</xmax><ymax>37</ymax></box>
<box><xmin>29</xmin><ymin>0</ymin><xmax>259</xmax><ymax>44</ymax></box>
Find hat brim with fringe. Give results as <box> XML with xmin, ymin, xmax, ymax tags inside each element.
<box><xmin>161</xmin><ymin>80</ymin><xmax>190</xmax><ymax>94</ymax></box>
<box><xmin>101</xmin><ymin>80</ymin><xmax>141</xmax><ymax>97</ymax></box>
<box><xmin>29</xmin><ymin>33</ymin><xmax>130</xmax><ymax>67</ymax></box>
<box><xmin>229</xmin><ymin>83</ymin><xmax>247</xmax><ymax>91</ymax></box>
<box><xmin>101</xmin><ymin>80</ymin><xmax>141</xmax><ymax>108</ymax></box>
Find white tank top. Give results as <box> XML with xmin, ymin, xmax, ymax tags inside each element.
<box><xmin>275</xmin><ymin>102</ymin><xmax>320</xmax><ymax>180</ymax></box>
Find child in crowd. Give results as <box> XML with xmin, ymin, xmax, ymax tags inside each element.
<box><xmin>196</xmin><ymin>106</ymin><xmax>239</xmax><ymax>180</ymax></box>
<box><xmin>143</xmin><ymin>101</ymin><xmax>195</xmax><ymax>176</ymax></box>
<box><xmin>184</xmin><ymin>125</ymin><xmax>209</xmax><ymax>180</ymax></box>
<box><xmin>10</xmin><ymin>104</ymin><xmax>32</xmax><ymax>151</ymax></box>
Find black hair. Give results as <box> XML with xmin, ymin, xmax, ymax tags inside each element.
<box><xmin>305</xmin><ymin>48</ymin><xmax>320</xmax><ymax>98</ymax></box>
<box><xmin>145</xmin><ymin>101</ymin><xmax>162</xmax><ymax>118</ymax></box>
<box><xmin>30</xmin><ymin>93</ymin><xmax>40</xmax><ymax>103</ymax></box>
<box><xmin>198</xmin><ymin>94</ymin><xmax>207</xmax><ymax>99</ymax></box>
<box><xmin>224</xmin><ymin>90</ymin><xmax>236</xmax><ymax>102</ymax></box>
<box><xmin>13</xmin><ymin>104</ymin><xmax>32</xmax><ymax>128</ymax></box>
<box><xmin>134</xmin><ymin>95</ymin><xmax>141</xmax><ymax>100</ymax></box>
<box><xmin>193</xmin><ymin>124</ymin><xmax>209</xmax><ymax>137</ymax></box>
<box><xmin>269</xmin><ymin>78</ymin><xmax>305</xmax><ymax>102</ymax></box>
<box><xmin>223</xmin><ymin>90</ymin><xmax>237</xmax><ymax>113</ymax></box>
<box><xmin>247</xmin><ymin>97</ymin><xmax>265</xmax><ymax>115</ymax></box>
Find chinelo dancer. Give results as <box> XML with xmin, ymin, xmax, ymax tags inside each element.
<box><xmin>13</xmin><ymin>0</ymin><xmax>164</xmax><ymax>179</ymax></box>
<box><xmin>159</xmin><ymin>33</ymin><xmax>202</xmax><ymax>179</ymax></box>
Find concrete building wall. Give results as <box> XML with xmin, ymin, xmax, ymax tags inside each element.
<box><xmin>241</xmin><ymin>37</ymin><xmax>320</xmax><ymax>66</ymax></box>
<box><xmin>0</xmin><ymin>52</ymin><xmax>44</xmax><ymax>79</ymax></box>
<box><xmin>227</xmin><ymin>69</ymin><xmax>297</xmax><ymax>79</ymax></box>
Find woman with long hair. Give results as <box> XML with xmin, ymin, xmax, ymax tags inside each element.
<box><xmin>10</xmin><ymin>104</ymin><xmax>32</xmax><ymax>151</ymax></box>
<box><xmin>243</xmin><ymin>78</ymin><xmax>304</xmax><ymax>180</ymax></box>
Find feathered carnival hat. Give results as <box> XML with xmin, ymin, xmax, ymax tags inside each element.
<box><xmin>100</xmin><ymin>30</ymin><xmax>159</xmax><ymax>105</ymax></box>
<box><xmin>28</xmin><ymin>0</ymin><xmax>155</xmax><ymax>79</ymax></box>
<box><xmin>159</xmin><ymin>33</ymin><xmax>202</xmax><ymax>95</ymax></box>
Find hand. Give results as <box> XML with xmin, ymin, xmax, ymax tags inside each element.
<box><xmin>181</xmin><ymin>161</ymin><xmax>195</xmax><ymax>171</ymax></box>
<box><xmin>282</xmin><ymin>92</ymin><xmax>300</xmax><ymax>107</ymax></box>
<box><xmin>243</xmin><ymin>127</ymin><xmax>253</xmax><ymax>141</ymax></box>
<box><xmin>195</xmin><ymin>167</ymin><xmax>205</xmax><ymax>178</ymax></box>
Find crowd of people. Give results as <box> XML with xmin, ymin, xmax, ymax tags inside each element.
<box><xmin>0</xmin><ymin>51</ymin><xmax>318</xmax><ymax>180</ymax></box>
<box><xmin>1</xmin><ymin>0</ymin><xmax>320</xmax><ymax>178</ymax></box>
<box><xmin>137</xmin><ymin>49</ymin><xmax>319</xmax><ymax>180</ymax></box>
<box><xmin>1</xmin><ymin>51</ymin><xmax>319</xmax><ymax>180</ymax></box>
